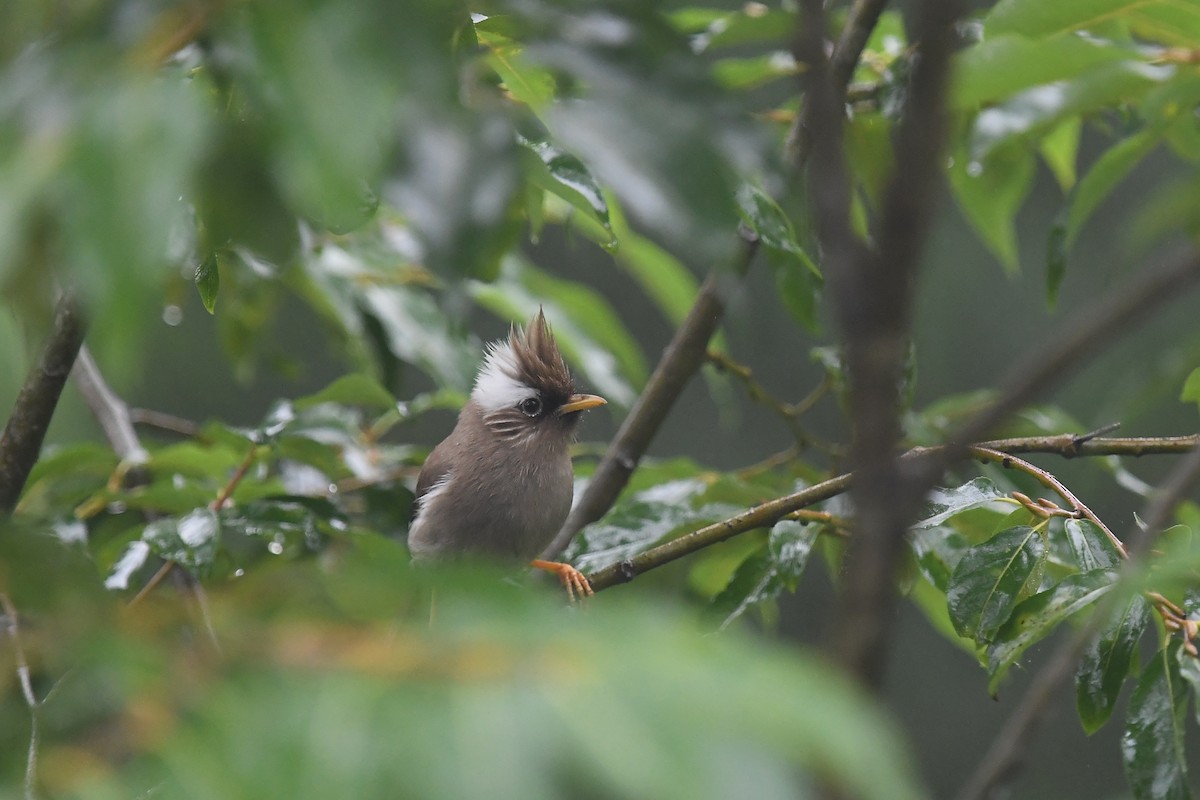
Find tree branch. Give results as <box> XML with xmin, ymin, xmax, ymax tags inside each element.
<box><xmin>955</xmin><ymin>441</ymin><xmax>1200</xmax><ymax>800</ymax></box>
<box><xmin>801</xmin><ymin>0</ymin><xmax>964</xmax><ymax>688</ymax></box>
<box><xmin>0</xmin><ymin>293</ymin><xmax>87</xmax><ymax>515</ymax></box>
<box><xmin>73</xmin><ymin>345</ymin><xmax>148</xmax><ymax>465</ymax></box>
<box><xmin>586</xmin><ymin>434</ymin><xmax>1200</xmax><ymax>593</ymax></box>
<box><xmin>588</xmin><ymin>472</ymin><xmax>853</xmax><ymax>592</ymax></box>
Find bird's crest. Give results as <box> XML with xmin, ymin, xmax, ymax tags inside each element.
<box><xmin>472</xmin><ymin>310</ymin><xmax>573</xmax><ymax>412</ymax></box>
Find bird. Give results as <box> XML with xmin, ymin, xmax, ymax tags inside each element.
<box><xmin>406</xmin><ymin>310</ymin><xmax>606</xmax><ymax>600</ymax></box>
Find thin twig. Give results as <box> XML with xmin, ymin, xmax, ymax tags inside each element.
<box><xmin>968</xmin><ymin>446</ymin><xmax>1127</xmax><ymax>557</ymax></box>
<box><xmin>705</xmin><ymin>350</ymin><xmax>828</xmax><ymax>450</ymax></box>
<box><xmin>0</xmin><ymin>292</ymin><xmax>87</xmax><ymax>515</ymax></box>
<box><xmin>587</xmin><ymin>473</ymin><xmax>854</xmax><ymax>592</ymax></box>
<box><xmin>1</xmin><ymin>592</ymin><xmax>40</xmax><ymax>800</ymax></box>
<box><xmin>955</xmin><ymin>442</ymin><xmax>1200</xmax><ymax>800</ymax></box>
<box><xmin>129</xmin><ymin>408</ymin><xmax>202</xmax><ymax>438</ymax></box>
<box><xmin>73</xmin><ymin>345</ymin><xmax>149</xmax><ymax>465</ymax></box>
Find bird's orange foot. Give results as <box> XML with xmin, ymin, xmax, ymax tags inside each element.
<box><xmin>530</xmin><ymin>559</ymin><xmax>594</xmax><ymax>603</ymax></box>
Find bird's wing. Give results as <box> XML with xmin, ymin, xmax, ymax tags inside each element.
<box><xmin>411</xmin><ymin>442</ymin><xmax>454</xmax><ymax>522</ymax></box>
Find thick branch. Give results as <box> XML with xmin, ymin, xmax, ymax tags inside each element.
<box><xmin>803</xmin><ymin>0</ymin><xmax>963</xmax><ymax>688</ymax></box>
<box><xmin>0</xmin><ymin>293</ymin><xmax>87</xmax><ymax>515</ymax></box>
<box><xmin>956</xmin><ymin>442</ymin><xmax>1200</xmax><ymax>800</ymax></box>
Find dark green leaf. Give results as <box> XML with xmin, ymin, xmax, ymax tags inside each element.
<box><xmin>519</xmin><ymin>138</ymin><xmax>612</xmax><ymax>237</ymax></box>
<box><xmin>711</xmin><ymin>520</ymin><xmax>819</xmax><ymax>629</ymax></box>
<box><xmin>1078</xmin><ymin>593</ymin><xmax>1150</xmax><ymax>733</ymax></box>
<box><xmin>987</xmin><ymin>570</ymin><xmax>1117</xmax><ymax>693</ymax></box>
<box><xmin>1064</xmin><ymin>518</ymin><xmax>1122</xmax><ymax>572</ymax></box>
<box><xmin>1176</xmin><ymin>645</ymin><xmax>1200</xmax><ymax>726</ymax></box>
<box><xmin>1122</xmin><ymin>643</ymin><xmax>1192</xmax><ymax>800</ymax></box>
<box><xmin>195</xmin><ymin>253</ymin><xmax>220</xmax><ymax>314</ymax></box>
<box><xmin>947</xmin><ymin>526</ymin><xmax>1047</xmax><ymax>644</ymax></box>
<box><xmin>910</xmin><ymin>526</ymin><xmax>973</xmax><ymax>592</ymax></box>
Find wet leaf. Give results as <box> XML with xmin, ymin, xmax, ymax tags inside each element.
<box><xmin>1064</xmin><ymin>518</ymin><xmax>1121</xmax><ymax>572</ymax></box>
<box><xmin>947</xmin><ymin>525</ymin><xmax>1046</xmax><ymax>644</ymax></box>
<box><xmin>1077</xmin><ymin>593</ymin><xmax>1150</xmax><ymax>733</ymax></box>
<box><xmin>195</xmin><ymin>253</ymin><xmax>221</xmax><ymax>314</ymax></box>
<box><xmin>141</xmin><ymin>507</ymin><xmax>221</xmax><ymax>576</ymax></box>
<box><xmin>711</xmin><ymin>520</ymin><xmax>818</xmax><ymax>629</ymax></box>
<box><xmin>913</xmin><ymin>477</ymin><xmax>1008</xmax><ymax>530</ymax></box>
<box><xmin>519</xmin><ymin>138</ymin><xmax>612</xmax><ymax>237</ymax></box>
<box><xmin>987</xmin><ymin>570</ymin><xmax>1117</xmax><ymax>693</ymax></box>
<box><xmin>1122</xmin><ymin>643</ymin><xmax>1192</xmax><ymax>800</ymax></box>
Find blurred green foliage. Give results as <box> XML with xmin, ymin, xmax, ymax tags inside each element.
<box><xmin>3</xmin><ymin>0</ymin><xmax>1200</xmax><ymax>798</ymax></box>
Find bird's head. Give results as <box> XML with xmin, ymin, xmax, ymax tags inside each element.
<box><xmin>470</xmin><ymin>310</ymin><xmax>607</xmax><ymax>444</ymax></box>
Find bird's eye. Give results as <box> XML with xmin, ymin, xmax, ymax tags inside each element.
<box><xmin>518</xmin><ymin>396</ymin><xmax>543</xmax><ymax>417</ymax></box>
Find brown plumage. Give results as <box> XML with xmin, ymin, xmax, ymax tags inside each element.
<box><xmin>407</xmin><ymin>310</ymin><xmax>606</xmax><ymax>599</ymax></box>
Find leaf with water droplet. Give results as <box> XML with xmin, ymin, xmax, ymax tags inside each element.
<box><xmin>195</xmin><ymin>253</ymin><xmax>220</xmax><ymax>314</ymax></box>
<box><xmin>1077</xmin><ymin>593</ymin><xmax>1150</xmax><ymax>733</ymax></box>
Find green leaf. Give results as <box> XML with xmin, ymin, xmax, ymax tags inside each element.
<box><xmin>1122</xmin><ymin>643</ymin><xmax>1192</xmax><ymax>800</ymax></box>
<box><xmin>1038</xmin><ymin>116</ymin><xmax>1081</xmax><ymax>191</ymax></box>
<box><xmin>1077</xmin><ymin>593</ymin><xmax>1150</xmax><ymax>733</ymax></box>
<box><xmin>948</xmin><ymin>144</ymin><xmax>1035</xmax><ymax>274</ymax></box>
<box><xmin>518</xmin><ymin>138</ymin><xmax>612</xmax><ymax>238</ymax></box>
<box><xmin>953</xmin><ymin>33</ymin><xmax>1135</xmax><ymax>109</ymax></box>
<box><xmin>712</xmin><ymin>52</ymin><xmax>796</xmax><ymax>89</ymax></box>
<box><xmin>195</xmin><ymin>253</ymin><xmax>220</xmax><ymax>314</ymax></box>
<box><xmin>913</xmin><ymin>477</ymin><xmax>1009</xmax><ymax>531</ymax></box>
<box><xmin>1177</xmin><ymin>645</ymin><xmax>1200</xmax><ymax>726</ymax></box>
<box><xmin>476</xmin><ymin>26</ymin><xmax>557</xmax><ymax>110</ymax></box>
<box><xmin>603</xmin><ymin>197</ymin><xmax>701</xmax><ymax>326</ymax></box>
<box><xmin>947</xmin><ymin>525</ymin><xmax>1047</xmax><ymax>644</ymax></box>
<box><xmin>141</xmin><ymin>507</ymin><xmax>221</xmax><ymax>577</ymax></box>
<box><xmin>985</xmin><ymin>0</ymin><xmax>1156</xmax><ymax>39</ymax></box>
<box><xmin>1063</xmin><ymin>128</ymin><xmax>1161</xmax><ymax>251</ymax></box>
<box><xmin>1181</xmin><ymin>367</ymin><xmax>1200</xmax><ymax>409</ymax></box>
<box><xmin>294</xmin><ymin>374</ymin><xmax>397</xmax><ymax>412</ymax></box>
<box><xmin>1064</xmin><ymin>518</ymin><xmax>1122</xmax><ymax>572</ymax></box>
<box><xmin>969</xmin><ymin>62</ymin><xmax>1168</xmax><ymax>163</ymax></box>
<box><xmin>711</xmin><ymin>520</ymin><xmax>819</xmax><ymax>629</ymax></box>
<box><xmin>987</xmin><ymin>570</ymin><xmax>1117</xmax><ymax>693</ymax></box>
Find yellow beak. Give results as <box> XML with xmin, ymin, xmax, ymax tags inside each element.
<box><xmin>557</xmin><ymin>393</ymin><xmax>607</xmax><ymax>416</ymax></box>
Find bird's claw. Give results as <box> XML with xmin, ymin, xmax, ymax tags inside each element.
<box><xmin>530</xmin><ymin>559</ymin><xmax>594</xmax><ymax>604</ymax></box>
